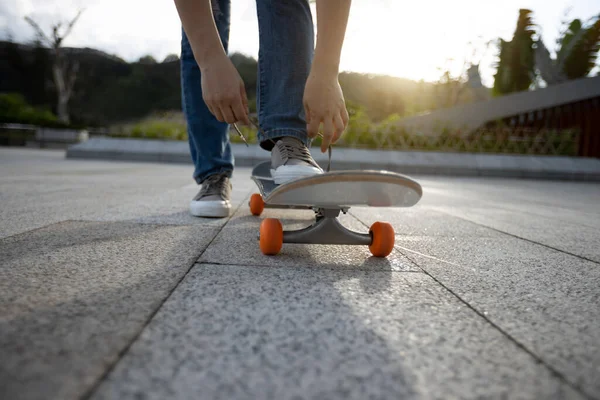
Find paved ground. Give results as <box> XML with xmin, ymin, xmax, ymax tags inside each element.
<box><xmin>1</xmin><ymin>147</ymin><xmax>599</xmax><ymax>400</ymax></box>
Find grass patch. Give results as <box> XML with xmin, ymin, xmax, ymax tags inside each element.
<box><xmin>109</xmin><ymin>111</ymin><xmax>187</xmax><ymax>141</ymax></box>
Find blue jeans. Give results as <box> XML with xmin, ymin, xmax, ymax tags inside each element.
<box><xmin>181</xmin><ymin>0</ymin><xmax>315</xmax><ymax>184</ymax></box>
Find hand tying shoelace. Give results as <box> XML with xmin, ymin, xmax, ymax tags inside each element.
<box><xmin>233</xmin><ymin>118</ymin><xmax>332</xmax><ymax>173</ymax></box>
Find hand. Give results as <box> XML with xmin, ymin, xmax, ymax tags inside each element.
<box><xmin>303</xmin><ymin>71</ymin><xmax>349</xmax><ymax>152</ymax></box>
<box><xmin>200</xmin><ymin>55</ymin><xmax>251</xmax><ymax>125</ymax></box>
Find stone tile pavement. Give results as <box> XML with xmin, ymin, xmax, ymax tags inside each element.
<box><xmin>1</xmin><ymin>147</ymin><xmax>599</xmax><ymax>400</ymax></box>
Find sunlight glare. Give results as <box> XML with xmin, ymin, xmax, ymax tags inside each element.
<box><xmin>340</xmin><ymin>1</ymin><xmax>474</xmax><ymax>82</ymax></box>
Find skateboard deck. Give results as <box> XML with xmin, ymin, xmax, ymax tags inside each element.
<box><xmin>251</xmin><ymin>161</ymin><xmax>422</xmax><ymax>208</ymax></box>
<box><xmin>250</xmin><ymin>161</ymin><xmax>310</xmax><ymax>210</ymax></box>
<box><xmin>251</xmin><ymin>160</ymin><xmax>273</xmax><ymax>180</ymax></box>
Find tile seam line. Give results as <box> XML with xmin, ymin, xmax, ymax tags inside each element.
<box><xmin>194</xmin><ymin>260</ymin><xmax>425</xmax><ymax>273</ymax></box>
<box><xmin>349</xmin><ymin>210</ymin><xmax>596</xmax><ymax>400</ymax></box>
<box><xmin>0</xmin><ymin>219</ymin><xmax>224</xmax><ymax>241</ymax></box>
<box><xmin>79</xmin><ymin>189</ymin><xmax>252</xmax><ymax>400</ymax></box>
<box><xmin>398</xmin><ymin>249</ymin><xmax>596</xmax><ymax>400</ymax></box>
<box><xmin>426</xmin><ymin>191</ymin><xmax>600</xmax><ymax>230</ymax></box>
<box><xmin>432</xmin><ymin>208</ymin><xmax>600</xmax><ymax>265</ymax></box>
<box><xmin>0</xmin><ymin>220</ymin><xmax>77</xmax><ymax>241</ymax></box>
<box><xmin>67</xmin><ymin>220</ymin><xmax>223</xmax><ymax>228</ymax></box>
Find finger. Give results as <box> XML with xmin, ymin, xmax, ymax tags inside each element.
<box><xmin>321</xmin><ymin>117</ymin><xmax>334</xmax><ymax>153</ymax></box>
<box><xmin>307</xmin><ymin>112</ymin><xmax>320</xmax><ymax>139</ymax></box>
<box><xmin>333</xmin><ymin>113</ymin><xmax>345</xmax><ymax>143</ymax></box>
<box><xmin>239</xmin><ymin>83</ymin><xmax>251</xmax><ymax>125</ymax></box>
<box><xmin>304</xmin><ymin>103</ymin><xmax>311</xmax><ymax>124</ymax></box>
<box><xmin>204</xmin><ymin>98</ymin><xmax>218</xmax><ymax>120</ymax></box>
<box><xmin>232</xmin><ymin>102</ymin><xmax>249</xmax><ymax>126</ymax></box>
<box><xmin>341</xmin><ymin>106</ymin><xmax>350</xmax><ymax>126</ymax></box>
<box><xmin>220</xmin><ymin>103</ymin><xmax>236</xmax><ymax>124</ymax></box>
<box><xmin>206</xmin><ymin>104</ymin><xmax>215</xmax><ymax>118</ymax></box>
<box><xmin>232</xmin><ymin>97</ymin><xmax>249</xmax><ymax>126</ymax></box>
<box><xmin>211</xmin><ymin>103</ymin><xmax>225</xmax><ymax>122</ymax></box>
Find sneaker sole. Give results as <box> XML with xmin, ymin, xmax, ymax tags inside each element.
<box><xmin>189</xmin><ymin>200</ymin><xmax>231</xmax><ymax>218</ymax></box>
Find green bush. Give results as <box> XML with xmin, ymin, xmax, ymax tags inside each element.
<box><xmin>110</xmin><ymin>106</ymin><xmax>578</xmax><ymax>156</ymax></box>
<box><xmin>129</xmin><ymin>120</ymin><xmax>187</xmax><ymax>140</ymax></box>
<box><xmin>0</xmin><ymin>92</ymin><xmax>66</xmax><ymax>127</ymax></box>
<box><xmin>110</xmin><ymin>112</ymin><xmax>187</xmax><ymax>140</ymax></box>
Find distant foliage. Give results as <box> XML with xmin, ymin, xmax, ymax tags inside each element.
<box><xmin>1</xmin><ymin>39</ymin><xmax>494</xmax><ymax>129</ymax></box>
<box><xmin>0</xmin><ymin>92</ymin><xmax>67</xmax><ymax>127</ymax></box>
<box><xmin>138</xmin><ymin>55</ymin><xmax>158</xmax><ymax>64</ymax></box>
<box><xmin>108</xmin><ymin>104</ymin><xmax>579</xmax><ymax>157</ymax></box>
<box><xmin>493</xmin><ymin>9</ymin><xmax>536</xmax><ymax>95</ymax></box>
<box><xmin>109</xmin><ymin>111</ymin><xmax>186</xmax><ymax>140</ymax></box>
<box><xmin>230</xmin><ymin>53</ymin><xmax>258</xmax><ymax>100</ymax></box>
<box><xmin>494</xmin><ymin>9</ymin><xmax>600</xmax><ymax>94</ymax></box>
<box><xmin>560</xmin><ymin>17</ymin><xmax>600</xmax><ymax>79</ymax></box>
<box><xmin>163</xmin><ymin>54</ymin><xmax>180</xmax><ymax>63</ymax></box>
<box><xmin>1</xmin><ymin>41</ymin><xmax>470</xmax><ymax>127</ymax></box>
<box><xmin>1</xmin><ymin>41</ymin><xmax>54</xmax><ymax>109</ymax></box>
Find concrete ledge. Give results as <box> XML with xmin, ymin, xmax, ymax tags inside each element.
<box><xmin>66</xmin><ymin>137</ymin><xmax>600</xmax><ymax>181</ymax></box>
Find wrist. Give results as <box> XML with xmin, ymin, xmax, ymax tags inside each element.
<box><xmin>311</xmin><ymin>52</ymin><xmax>340</xmax><ymax>78</ymax></box>
<box><xmin>196</xmin><ymin>46</ymin><xmax>228</xmax><ymax>71</ymax></box>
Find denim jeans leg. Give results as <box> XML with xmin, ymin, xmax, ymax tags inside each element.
<box><xmin>180</xmin><ymin>0</ymin><xmax>234</xmax><ymax>184</ymax></box>
<box><xmin>255</xmin><ymin>0</ymin><xmax>315</xmax><ymax>151</ymax></box>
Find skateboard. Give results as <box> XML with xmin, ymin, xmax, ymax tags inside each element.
<box><xmin>249</xmin><ymin>161</ymin><xmax>423</xmax><ymax>257</ymax></box>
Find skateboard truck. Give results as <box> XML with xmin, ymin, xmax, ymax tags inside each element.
<box><xmin>280</xmin><ymin>208</ymin><xmax>371</xmax><ymax>246</ymax></box>
<box><xmin>257</xmin><ymin>206</ymin><xmax>395</xmax><ymax>257</ymax></box>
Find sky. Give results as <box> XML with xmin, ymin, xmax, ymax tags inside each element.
<box><xmin>1</xmin><ymin>0</ymin><xmax>598</xmax><ymax>86</ymax></box>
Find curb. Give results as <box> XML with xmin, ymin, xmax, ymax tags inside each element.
<box><xmin>66</xmin><ymin>137</ymin><xmax>600</xmax><ymax>182</ymax></box>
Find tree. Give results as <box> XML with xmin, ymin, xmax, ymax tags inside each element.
<box><xmin>163</xmin><ymin>54</ymin><xmax>180</xmax><ymax>63</ymax></box>
<box><xmin>138</xmin><ymin>55</ymin><xmax>157</xmax><ymax>64</ymax></box>
<box><xmin>532</xmin><ymin>14</ymin><xmax>600</xmax><ymax>85</ymax></box>
<box><xmin>531</xmin><ymin>40</ymin><xmax>563</xmax><ymax>85</ymax></box>
<box><xmin>493</xmin><ymin>9</ymin><xmax>536</xmax><ymax>95</ymax></box>
<box><xmin>367</xmin><ymin>89</ymin><xmax>405</xmax><ymax>121</ymax></box>
<box><xmin>496</xmin><ymin>10</ymin><xmax>600</xmax><ymax>90</ymax></box>
<box><xmin>25</xmin><ymin>10</ymin><xmax>84</xmax><ymax>124</ymax></box>
<box><xmin>432</xmin><ymin>54</ymin><xmax>483</xmax><ymax>109</ymax></box>
<box><xmin>229</xmin><ymin>52</ymin><xmax>258</xmax><ymax>99</ymax></box>
<box><xmin>559</xmin><ymin>16</ymin><xmax>600</xmax><ymax>79</ymax></box>
<box><xmin>434</xmin><ymin>66</ymin><xmax>464</xmax><ymax>108</ymax></box>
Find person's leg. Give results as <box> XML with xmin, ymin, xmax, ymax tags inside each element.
<box><xmin>255</xmin><ymin>0</ymin><xmax>324</xmax><ymax>184</ymax></box>
<box><xmin>181</xmin><ymin>0</ymin><xmax>233</xmax><ymax>184</ymax></box>
<box><xmin>181</xmin><ymin>0</ymin><xmax>234</xmax><ymax>217</ymax></box>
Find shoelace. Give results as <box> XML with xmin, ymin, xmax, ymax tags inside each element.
<box><xmin>199</xmin><ymin>174</ymin><xmax>228</xmax><ymax>198</ymax></box>
<box><xmin>276</xmin><ymin>138</ymin><xmax>320</xmax><ymax>169</ymax></box>
<box><xmin>233</xmin><ymin>118</ymin><xmax>332</xmax><ymax>172</ymax></box>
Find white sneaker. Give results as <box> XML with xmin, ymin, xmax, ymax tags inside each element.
<box><xmin>270</xmin><ymin>137</ymin><xmax>323</xmax><ymax>184</ymax></box>
<box><xmin>189</xmin><ymin>172</ymin><xmax>232</xmax><ymax>218</ymax></box>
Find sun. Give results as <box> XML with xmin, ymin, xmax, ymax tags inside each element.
<box><xmin>338</xmin><ymin>1</ymin><xmax>487</xmax><ymax>82</ymax></box>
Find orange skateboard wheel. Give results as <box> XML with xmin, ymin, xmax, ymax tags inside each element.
<box><xmin>369</xmin><ymin>222</ymin><xmax>395</xmax><ymax>257</ymax></box>
<box><xmin>260</xmin><ymin>218</ymin><xmax>283</xmax><ymax>255</ymax></box>
<box><xmin>249</xmin><ymin>193</ymin><xmax>265</xmax><ymax>216</ymax></box>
